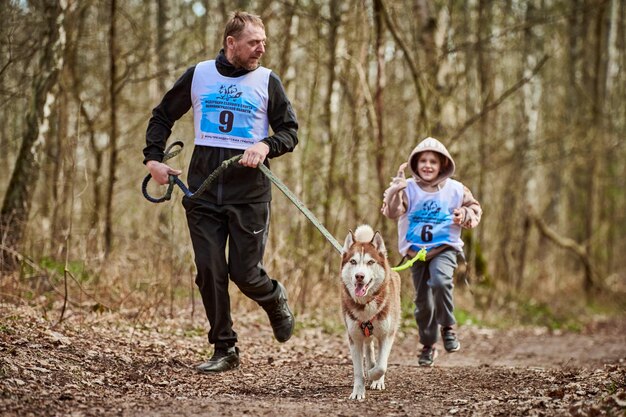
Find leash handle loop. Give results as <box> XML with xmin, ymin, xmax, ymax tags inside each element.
<box><xmin>141</xmin><ymin>141</ymin><xmax>242</xmax><ymax>203</ymax></box>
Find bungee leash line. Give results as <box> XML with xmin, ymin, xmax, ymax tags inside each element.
<box><xmin>390</xmin><ymin>248</ymin><xmax>427</xmax><ymax>272</ymax></box>
<box><xmin>141</xmin><ymin>141</ymin><xmax>344</xmax><ymax>254</ymax></box>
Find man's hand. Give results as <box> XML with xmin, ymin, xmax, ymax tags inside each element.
<box><xmin>146</xmin><ymin>160</ymin><xmax>182</xmax><ymax>185</ymax></box>
<box><xmin>239</xmin><ymin>142</ymin><xmax>270</xmax><ymax>168</ymax></box>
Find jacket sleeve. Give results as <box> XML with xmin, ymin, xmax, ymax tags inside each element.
<box><xmin>261</xmin><ymin>72</ymin><xmax>298</xmax><ymax>158</ymax></box>
<box><xmin>459</xmin><ymin>185</ymin><xmax>482</xmax><ymax>228</ymax></box>
<box><xmin>143</xmin><ymin>66</ymin><xmax>195</xmax><ymax>164</ymax></box>
<box><xmin>381</xmin><ymin>179</ymin><xmax>408</xmax><ymax>220</ymax></box>
<box><xmin>381</xmin><ymin>187</ymin><xmax>409</xmax><ymax>220</ymax></box>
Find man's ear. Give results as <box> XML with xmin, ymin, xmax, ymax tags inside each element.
<box><xmin>226</xmin><ymin>35</ymin><xmax>235</xmax><ymax>50</ymax></box>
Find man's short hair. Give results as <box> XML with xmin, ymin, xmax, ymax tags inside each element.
<box><xmin>223</xmin><ymin>11</ymin><xmax>264</xmax><ymax>49</ymax></box>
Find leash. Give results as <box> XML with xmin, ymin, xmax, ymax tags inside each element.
<box><xmin>390</xmin><ymin>248</ymin><xmax>427</xmax><ymax>272</ymax></box>
<box><xmin>257</xmin><ymin>162</ymin><xmax>343</xmax><ymax>253</ymax></box>
<box><xmin>141</xmin><ymin>141</ymin><xmax>242</xmax><ymax>203</ymax></box>
<box><xmin>391</xmin><ymin>247</ymin><xmax>473</xmax><ymax>293</ymax></box>
<box><xmin>142</xmin><ymin>142</ymin><xmax>343</xmax><ymax>254</ymax></box>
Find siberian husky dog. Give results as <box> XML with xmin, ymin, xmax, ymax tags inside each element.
<box><xmin>341</xmin><ymin>225</ymin><xmax>401</xmax><ymax>400</ymax></box>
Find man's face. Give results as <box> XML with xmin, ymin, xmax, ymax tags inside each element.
<box><xmin>227</xmin><ymin>24</ymin><xmax>266</xmax><ymax>70</ymax></box>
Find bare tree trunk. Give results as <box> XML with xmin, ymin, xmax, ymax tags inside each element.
<box><xmin>50</xmin><ymin>84</ymin><xmax>70</xmax><ymax>258</ymax></box>
<box><xmin>83</xmin><ymin>105</ymin><xmax>102</xmax><ymax>237</ymax></box>
<box><xmin>414</xmin><ymin>0</ymin><xmax>439</xmax><ymax>135</ymax></box>
<box><xmin>296</xmin><ymin>3</ymin><xmax>323</xmax><ymax>311</ymax></box>
<box><xmin>0</xmin><ymin>1</ymin><xmax>66</xmax><ymax>271</ymax></box>
<box><xmin>156</xmin><ymin>0</ymin><xmax>168</xmax><ymax>93</ymax></box>
<box><xmin>603</xmin><ymin>0</ymin><xmax>621</xmax><ymax>274</ymax></box>
<box><xmin>321</xmin><ymin>0</ymin><xmax>340</xmax><ymax>230</ymax></box>
<box><xmin>568</xmin><ymin>0</ymin><xmax>610</xmax><ymax>295</ymax></box>
<box><xmin>154</xmin><ymin>0</ymin><xmax>171</xmax><ymax>245</ymax></box>
<box><xmin>474</xmin><ymin>0</ymin><xmax>494</xmax><ymax>286</ymax></box>
<box><xmin>517</xmin><ymin>0</ymin><xmax>543</xmax><ymax>290</ymax></box>
<box><xmin>584</xmin><ymin>0</ymin><xmax>610</xmax><ymax>294</ymax></box>
<box><xmin>339</xmin><ymin>2</ymin><xmax>368</xmax><ymax>223</ymax></box>
<box><xmin>40</xmin><ymin>91</ymin><xmax>61</xmax><ymax>252</ymax></box>
<box><xmin>373</xmin><ymin>0</ymin><xmax>386</xmax><ymax>234</ymax></box>
<box><xmin>64</xmin><ymin>2</ymin><xmax>102</xmax><ymax>252</ymax></box>
<box><xmin>277</xmin><ymin>0</ymin><xmax>298</xmax><ymax>88</ymax></box>
<box><xmin>104</xmin><ymin>0</ymin><xmax>118</xmax><ymax>256</ymax></box>
<box><xmin>378</xmin><ymin>0</ymin><xmax>428</xmax><ymax>132</ymax></box>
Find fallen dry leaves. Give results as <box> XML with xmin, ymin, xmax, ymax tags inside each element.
<box><xmin>0</xmin><ymin>302</ymin><xmax>624</xmax><ymax>416</ymax></box>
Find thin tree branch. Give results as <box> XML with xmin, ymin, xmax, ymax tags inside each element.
<box><xmin>527</xmin><ymin>205</ymin><xmax>598</xmax><ymax>292</ymax></box>
<box><xmin>450</xmin><ymin>54</ymin><xmax>550</xmax><ymax>143</ymax></box>
<box><xmin>377</xmin><ymin>0</ymin><xmax>429</xmax><ymax>130</ymax></box>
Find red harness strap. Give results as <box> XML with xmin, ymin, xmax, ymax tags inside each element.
<box><xmin>360</xmin><ymin>321</ymin><xmax>374</xmax><ymax>337</ymax></box>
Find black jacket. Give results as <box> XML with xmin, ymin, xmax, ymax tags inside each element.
<box><xmin>143</xmin><ymin>51</ymin><xmax>298</xmax><ymax>204</ymax></box>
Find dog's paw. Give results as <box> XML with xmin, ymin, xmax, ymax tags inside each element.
<box><xmin>370</xmin><ymin>378</ymin><xmax>386</xmax><ymax>390</ymax></box>
<box><xmin>349</xmin><ymin>385</ymin><xmax>366</xmax><ymax>400</ymax></box>
<box><xmin>367</xmin><ymin>366</ymin><xmax>385</xmax><ymax>381</ymax></box>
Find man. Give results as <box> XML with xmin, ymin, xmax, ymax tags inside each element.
<box><xmin>143</xmin><ymin>11</ymin><xmax>298</xmax><ymax>373</ymax></box>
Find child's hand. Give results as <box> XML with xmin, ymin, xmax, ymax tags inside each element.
<box><xmin>381</xmin><ymin>162</ymin><xmax>409</xmax><ymax>215</ymax></box>
<box><xmin>452</xmin><ymin>208</ymin><xmax>465</xmax><ymax>225</ymax></box>
<box><xmin>387</xmin><ymin>162</ymin><xmax>408</xmax><ymax>189</ymax></box>
<box><xmin>396</xmin><ymin>162</ymin><xmax>408</xmax><ymax>178</ymax></box>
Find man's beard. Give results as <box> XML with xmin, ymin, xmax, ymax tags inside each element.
<box><xmin>231</xmin><ymin>53</ymin><xmax>260</xmax><ymax>71</ymax></box>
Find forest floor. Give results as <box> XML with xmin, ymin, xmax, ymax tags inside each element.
<box><xmin>0</xmin><ymin>302</ymin><xmax>625</xmax><ymax>417</ymax></box>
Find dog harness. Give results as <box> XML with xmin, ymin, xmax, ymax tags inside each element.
<box><xmin>360</xmin><ymin>321</ymin><xmax>374</xmax><ymax>337</ymax></box>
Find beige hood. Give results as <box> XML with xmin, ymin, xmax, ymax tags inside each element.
<box><xmin>407</xmin><ymin>137</ymin><xmax>455</xmax><ymax>188</ymax></box>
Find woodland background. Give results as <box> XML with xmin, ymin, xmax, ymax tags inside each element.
<box><xmin>1</xmin><ymin>0</ymin><xmax>624</xmax><ymax>326</ymax></box>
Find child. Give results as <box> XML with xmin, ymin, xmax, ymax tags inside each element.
<box><xmin>381</xmin><ymin>137</ymin><xmax>482</xmax><ymax>367</ymax></box>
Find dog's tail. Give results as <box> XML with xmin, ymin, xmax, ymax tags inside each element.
<box><xmin>354</xmin><ymin>224</ymin><xmax>375</xmax><ymax>243</ymax></box>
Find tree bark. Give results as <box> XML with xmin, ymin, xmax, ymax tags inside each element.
<box><xmin>104</xmin><ymin>0</ymin><xmax>118</xmax><ymax>256</ymax></box>
<box><xmin>377</xmin><ymin>0</ymin><xmax>428</xmax><ymax>132</ymax></box>
<box><xmin>321</xmin><ymin>0</ymin><xmax>340</xmax><ymax>230</ymax></box>
<box><xmin>0</xmin><ymin>1</ymin><xmax>66</xmax><ymax>271</ymax></box>
<box><xmin>277</xmin><ymin>0</ymin><xmax>298</xmax><ymax>89</ymax></box>
<box><xmin>373</xmin><ymin>0</ymin><xmax>386</xmax><ymax>234</ymax></box>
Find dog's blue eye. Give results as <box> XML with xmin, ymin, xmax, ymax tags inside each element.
<box><xmin>350</xmin><ymin>259</ymin><xmax>357</xmax><ymax>265</ymax></box>
<box><xmin>367</xmin><ymin>260</ymin><xmax>375</xmax><ymax>265</ymax></box>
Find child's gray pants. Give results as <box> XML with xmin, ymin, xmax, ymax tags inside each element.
<box><xmin>410</xmin><ymin>249</ymin><xmax>458</xmax><ymax>347</ymax></box>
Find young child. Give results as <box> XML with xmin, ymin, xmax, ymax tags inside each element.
<box><xmin>381</xmin><ymin>137</ymin><xmax>482</xmax><ymax>367</ymax></box>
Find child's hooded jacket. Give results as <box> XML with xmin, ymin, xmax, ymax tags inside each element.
<box><xmin>382</xmin><ymin>137</ymin><xmax>482</xmax><ymax>258</ymax></box>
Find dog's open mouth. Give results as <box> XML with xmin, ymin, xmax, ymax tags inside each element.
<box><xmin>355</xmin><ymin>282</ymin><xmax>369</xmax><ymax>297</ymax></box>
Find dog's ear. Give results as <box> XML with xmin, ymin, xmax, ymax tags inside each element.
<box><xmin>371</xmin><ymin>231</ymin><xmax>387</xmax><ymax>257</ymax></box>
<box><xmin>343</xmin><ymin>230</ymin><xmax>355</xmax><ymax>254</ymax></box>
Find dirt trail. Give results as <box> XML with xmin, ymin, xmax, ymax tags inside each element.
<box><xmin>1</xmin><ymin>303</ymin><xmax>624</xmax><ymax>416</ymax></box>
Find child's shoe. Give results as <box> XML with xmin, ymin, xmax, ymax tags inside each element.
<box><xmin>441</xmin><ymin>326</ymin><xmax>460</xmax><ymax>352</ymax></box>
<box><xmin>418</xmin><ymin>345</ymin><xmax>438</xmax><ymax>367</ymax></box>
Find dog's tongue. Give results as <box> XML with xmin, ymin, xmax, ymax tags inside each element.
<box><xmin>355</xmin><ymin>283</ymin><xmax>367</xmax><ymax>297</ymax></box>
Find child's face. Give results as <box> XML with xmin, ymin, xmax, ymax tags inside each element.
<box><xmin>416</xmin><ymin>151</ymin><xmax>441</xmax><ymax>182</ymax></box>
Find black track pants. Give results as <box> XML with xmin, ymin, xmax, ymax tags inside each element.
<box><xmin>182</xmin><ymin>197</ymin><xmax>281</xmax><ymax>348</ymax></box>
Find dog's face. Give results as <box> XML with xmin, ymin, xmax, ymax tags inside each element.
<box><xmin>341</xmin><ymin>230</ymin><xmax>387</xmax><ymax>300</ymax></box>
